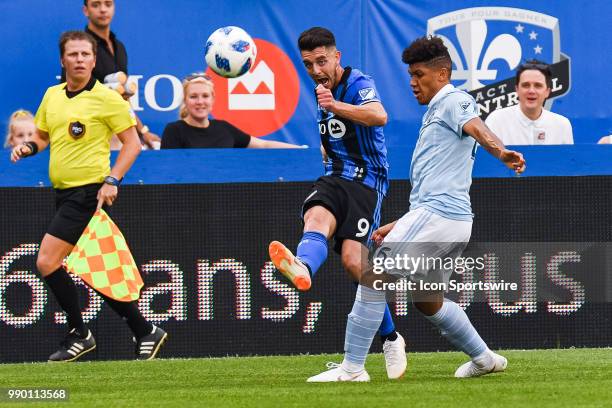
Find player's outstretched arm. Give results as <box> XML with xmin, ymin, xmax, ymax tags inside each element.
<box><xmin>10</xmin><ymin>129</ymin><xmax>50</xmax><ymax>163</ymax></box>
<box><xmin>316</xmin><ymin>84</ymin><xmax>387</xmax><ymax>127</ymax></box>
<box><xmin>463</xmin><ymin>117</ymin><xmax>526</xmax><ymax>174</ymax></box>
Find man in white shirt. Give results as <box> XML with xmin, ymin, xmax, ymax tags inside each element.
<box><xmin>485</xmin><ymin>60</ymin><xmax>573</xmax><ymax>145</ymax></box>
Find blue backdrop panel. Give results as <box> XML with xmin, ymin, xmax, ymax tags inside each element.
<box><xmin>1</xmin><ymin>1</ymin><xmax>611</xmax><ymax>148</ymax></box>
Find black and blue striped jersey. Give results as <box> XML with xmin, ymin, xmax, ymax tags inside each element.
<box><xmin>318</xmin><ymin>67</ymin><xmax>389</xmax><ymax>196</ymax></box>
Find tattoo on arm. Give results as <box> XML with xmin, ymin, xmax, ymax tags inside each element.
<box><xmin>467</xmin><ymin>119</ymin><xmax>504</xmax><ymax>159</ymax></box>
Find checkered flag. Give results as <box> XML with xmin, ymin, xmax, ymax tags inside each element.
<box><xmin>65</xmin><ymin>209</ymin><xmax>144</xmax><ymax>302</ymax></box>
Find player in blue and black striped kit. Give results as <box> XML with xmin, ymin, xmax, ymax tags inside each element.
<box><xmin>268</xmin><ymin>27</ymin><xmax>407</xmax><ymax>380</ymax></box>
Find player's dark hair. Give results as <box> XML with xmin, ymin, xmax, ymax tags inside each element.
<box><xmin>298</xmin><ymin>27</ymin><xmax>336</xmax><ymax>51</ymax></box>
<box><xmin>402</xmin><ymin>36</ymin><xmax>452</xmax><ymax>77</ymax></box>
<box><xmin>516</xmin><ymin>59</ymin><xmax>552</xmax><ymax>89</ymax></box>
<box><xmin>59</xmin><ymin>31</ymin><xmax>97</xmax><ymax>57</ymax></box>
<box><xmin>84</xmin><ymin>0</ymin><xmax>113</xmax><ymax>6</ymax></box>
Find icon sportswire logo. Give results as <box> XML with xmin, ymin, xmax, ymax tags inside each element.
<box><xmin>427</xmin><ymin>7</ymin><xmax>571</xmax><ymax>119</ymax></box>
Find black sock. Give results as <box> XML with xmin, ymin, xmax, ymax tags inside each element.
<box><xmin>100</xmin><ymin>294</ymin><xmax>153</xmax><ymax>339</ymax></box>
<box><xmin>381</xmin><ymin>331</ymin><xmax>398</xmax><ymax>344</ymax></box>
<box><xmin>44</xmin><ymin>267</ymin><xmax>87</xmax><ymax>337</ymax></box>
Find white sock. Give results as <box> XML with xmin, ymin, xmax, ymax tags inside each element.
<box><xmin>343</xmin><ymin>285</ymin><xmax>387</xmax><ymax>367</ymax></box>
<box><xmin>341</xmin><ymin>358</ymin><xmax>364</xmax><ymax>373</ymax></box>
<box><xmin>424</xmin><ymin>299</ymin><xmax>488</xmax><ymax>358</ymax></box>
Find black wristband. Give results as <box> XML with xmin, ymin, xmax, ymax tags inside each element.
<box><xmin>104</xmin><ymin>175</ymin><xmax>121</xmax><ymax>186</ymax></box>
<box><xmin>23</xmin><ymin>141</ymin><xmax>39</xmax><ymax>156</ymax></box>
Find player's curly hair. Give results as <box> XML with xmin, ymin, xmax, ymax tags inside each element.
<box><xmin>402</xmin><ymin>36</ymin><xmax>452</xmax><ymax>76</ymax></box>
<box><xmin>298</xmin><ymin>27</ymin><xmax>336</xmax><ymax>51</ymax></box>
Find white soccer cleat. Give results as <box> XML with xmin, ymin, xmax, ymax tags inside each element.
<box><xmin>307</xmin><ymin>362</ymin><xmax>370</xmax><ymax>382</ymax></box>
<box><xmin>454</xmin><ymin>350</ymin><xmax>507</xmax><ymax>378</ymax></box>
<box><xmin>383</xmin><ymin>332</ymin><xmax>407</xmax><ymax>379</ymax></box>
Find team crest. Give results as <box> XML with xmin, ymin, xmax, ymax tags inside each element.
<box><xmin>68</xmin><ymin>121</ymin><xmax>86</xmax><ymax>139</ymax></box>
<box><xmin>427</xmin><ymin>7</ymin><xmax>571</xmax><ymax>120</ymax></box>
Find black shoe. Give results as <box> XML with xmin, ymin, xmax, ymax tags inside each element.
<box><xmin>135</xmin><ymin>326</ymin><xmax>168</xmax><ymax>360</ymax></box>
<box><xmin>48</xmin><ymin>329</ymin><xmax>96</xmax><ymax>362</ymax></box>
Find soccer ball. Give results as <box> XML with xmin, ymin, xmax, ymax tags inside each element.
<box><xmin>204</xmin><ymin>26</ymin><xmax>257</xmax><ymax>78</ymax></box>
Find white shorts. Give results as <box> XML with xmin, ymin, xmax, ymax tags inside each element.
<box><xmin>378</xmin><ymin>206</ymin><xmax>472</xmax><ymax>284</ymax></box>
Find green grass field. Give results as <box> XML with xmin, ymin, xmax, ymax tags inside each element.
<box><xmin>1</xmin><ymin>349</ymin><xmax>610</xmax><ymax>407</ymax></box>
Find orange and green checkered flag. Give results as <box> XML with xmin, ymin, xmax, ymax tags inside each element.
<box><xmin>65</xmin><ymin>209</ymin><xmax>144</xmax><ymax>302</ymax></box>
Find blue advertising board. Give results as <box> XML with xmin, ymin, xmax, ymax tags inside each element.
<box><xmin>1</xmin><ymin>0</ymin><xmax>610</xmax><ymax>147</ymax></box>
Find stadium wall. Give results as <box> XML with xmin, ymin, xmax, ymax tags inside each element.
<box><xmin>1</xmin><ymin>177</ymin><xmax>611</xmax><ymax>362</ymax></box>
<box><xmin>2</xmin><ymin>146</ymin><xmax>612</xmax><ymax>188</ymax></box>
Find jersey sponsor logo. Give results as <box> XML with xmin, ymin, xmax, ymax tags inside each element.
<box><xmin>459</xmin><ymin>100</ymin><xmax>471</xmax><ymax>111</ymax></box>
<box><xmin>68</xmin><ymin>121</ymin><xmax>86</xmax><ymax>139</ymax></box>
<box><xmin>207</xmin><ymin>39</ymin><xmax>300</xmax><ymax>137</ymax></box>
<box><xmin>358</xmin><ymin>87</ymin><xmax>376</xmax><ymax>101</ymax></box>
<box><xmin>327</xmin><ymin>118</ymin><xmax>346</xmax><ymax>139</ymax></box>
<box><xmin>427</xmin><ymin>7</ymin><xmax>571</xmax><ymax>120</ymax></box>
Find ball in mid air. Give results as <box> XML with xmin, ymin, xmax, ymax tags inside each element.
<box><xmin>205</xmin><ymin>26</ymin><xmax>257</xmax><ymax>78</ymax></box>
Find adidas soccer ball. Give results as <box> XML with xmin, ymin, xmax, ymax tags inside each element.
<box><xmin>204</xmin><ymin>26</ymin><xmax>257</xmax><ymax>78</ymax></box>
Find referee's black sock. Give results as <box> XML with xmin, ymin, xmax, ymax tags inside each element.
<box><xmin>100</xmin><ymin>294</ymin><xmax>153</xmax><ymax>339</ymax></box>
<box><xmin>43</xmin><ymin>267</ymin><xmax>87</xmax><ymax>337</ymax></box>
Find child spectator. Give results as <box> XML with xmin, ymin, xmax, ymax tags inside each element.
<box><xmin>4</xmin><ymin>109</ymin><xmax>36</xmax><ymax>148</ymax></box>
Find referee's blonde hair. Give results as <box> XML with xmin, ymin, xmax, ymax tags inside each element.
<box><xmin>179</xmin><ymin>75</ymin><xmax>214</xmax><ymax>119</ymax></box>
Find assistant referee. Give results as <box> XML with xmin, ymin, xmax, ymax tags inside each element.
<box><xmin>11</xmin><ymin>31</ymin><xmax>167</xmax><ymax>362</ymax></box>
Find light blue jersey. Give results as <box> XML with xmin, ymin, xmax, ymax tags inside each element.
<box><xmin>409</xmin><ymin>84</ymin><xmax>479</xmax><ymax>221</ymax></box>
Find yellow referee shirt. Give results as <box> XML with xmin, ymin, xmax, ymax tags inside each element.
<box><xmin>34</xmin><ymin>80</ymin><xmax>136</xmax><ymax>189</ymax></box>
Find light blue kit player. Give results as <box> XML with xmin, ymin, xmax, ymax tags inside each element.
<box><xmin>308</xmin><ymin>36</ymin><xmax>526</xmax><ymax>382</ymax></box>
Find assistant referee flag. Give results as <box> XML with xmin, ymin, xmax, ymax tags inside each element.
<box><xmin>65</xmin><ymin>209</ymin><xmax>144</xmax><ymax>302</ymax></box>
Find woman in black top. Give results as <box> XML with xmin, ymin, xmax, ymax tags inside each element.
<box><xmin>161</xmin><ymin>74</ymin><xmax>302</xmax><ymax>149</ymax></box>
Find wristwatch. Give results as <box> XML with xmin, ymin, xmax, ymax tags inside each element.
<box><xmin>104</xmin><ymin>176</ymin><xmax>121</xmax><ymax>186</ymax></box>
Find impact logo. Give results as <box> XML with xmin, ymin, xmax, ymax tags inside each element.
<box><xmin>207</xmin><ymin>39</ymin><xmax>300</xmax><ymax>137</ymax></box>
<box><xmin>427</xmin><ymin>7</ymin><xmax>571</xmax><ymax>119</ymax></box>
<box><xmin>68</xmin><ymin>121</ymin><xmax>86</xmax><ymax>140</ymax></box>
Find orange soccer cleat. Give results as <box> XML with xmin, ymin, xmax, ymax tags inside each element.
<box><xmin>268</xmin><ymin>241</ymin><xmax>312</xmax><ymax>291</ymax></box>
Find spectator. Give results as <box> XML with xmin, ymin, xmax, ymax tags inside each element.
<box><xmin>61</xmin><ymin>0</ymin><xmax>160</xmax><ymax>149</ymax></box>
<box><xmin>4</xmin><ymin>109</ymin><xmax>35</xmax><ymax>148</ymax></box>
<box><xmin>161</xmin><ymin>74</ymin><xmax>303</xmax><ymax>149</ymax></box>
<box><xmin>485</xmin><ymin>60</ymin><xmax>573</xmax><ymax>145</ymax></box>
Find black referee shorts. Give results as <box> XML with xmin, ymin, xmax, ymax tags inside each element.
<box><xmin>47</xmin><ymin>183</ymin><xmax>109</xmax><ymax>246</ymax></box>
<box><xmin>301</xmin><ymin>176</ymin><xmax>383</xmax><ymax>254</ymax></box>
